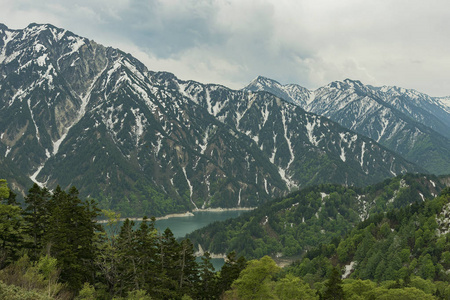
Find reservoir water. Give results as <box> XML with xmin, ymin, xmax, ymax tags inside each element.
<box><xmin>154</xmin><ymin>210</ymin><xmax>246</xmax><ymax>238</ymax></box>
<box><xmin>109</xmin><ymin>210</ymin><xmax>248</xmax><ymax>270</ymax></box>
<box><xmin>155</xmin><ymin>210</ymin><xmax>247</xmax><ymax>271</ymax></box>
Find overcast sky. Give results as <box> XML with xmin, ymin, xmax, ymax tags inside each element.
<box><xmin>1</xmin><ymin>0</ymin><xmax>450</xmax><ymax>96</ymax></box>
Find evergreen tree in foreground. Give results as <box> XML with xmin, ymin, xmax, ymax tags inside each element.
<box><xmin>23</xmin><ymin>183</ymin><xmax>51</xmax><ymax>260</ymax></box>
<box><xmin>322</xmin><ymin>267</ymin><xmax>344</xmax><ymax>300</ymax></box>
<box><xmin>44</xmin><ymin>186</ymin><xmax>101</xmax><ymax>292</ymax></box>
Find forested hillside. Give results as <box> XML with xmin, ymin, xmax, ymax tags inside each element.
<box><xmin>283</xmin><ymin>187</ymin><xmax>450</xmax><ymax>298</ymax></box>
<box><xmin>187</xmin><ymin>174</ymin><xmax>448</xmax><ymax>259</ymax></box>
<box><xmin>1</xmin><ymin>179</ymin><xmax>450</xmax><ymax>299</ymax></box>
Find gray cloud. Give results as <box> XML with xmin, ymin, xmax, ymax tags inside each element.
<box><xmin>1</xmin><ymin>0</ymin><xmax>450</xmax><ymax>96</ymax></box>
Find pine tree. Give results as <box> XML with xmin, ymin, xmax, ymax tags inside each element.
<box><xmin>134</xmin><ymin>217</ymin><xmax>158</xmax><ymax>293</ymax></box>
<box><xmin>197</xmin><ymin>252</ymin><xmax>217</xmax><ymax>299</ymax></box>
<box><xmin>115</xmin><ymin>218</ymin><xmax>138</xmax><ymax>296</ymax></box>
<box><xmin>0</xmin><ymin>203</ymin><xmax>23</xmax><ymax>268</ymax></box>
<box><xmin>216</xmin><ymin>251</ymin><xmax>247</xmax><ymax>297</ymax></box>
<box><xmin>23</xmin><ymin>184</ymin><xmax>51</xmax><ymax>259</ymax></box>
<box><xmin>322</xmin><ymin>267</ymin><xmax>344</xmax><ymax>300</ymax></box>
<box><xmin>156</xmin><ymin>228</ymin><xmax>181</xmax><ymax>299</ymax></box>
<box><xmin>178</xmin><ymin>238</ymin><xmax>199</xmax><ymax>297</ymax></box>
<box><xmin>44</xmin><ymin>186</ymin><xmax>101</xmax><ymax>292</ymax></box>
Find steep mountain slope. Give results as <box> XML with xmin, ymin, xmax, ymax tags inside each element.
<box><xmin>245</xmin><ymin>77</ymin><xmax>450</xmax><ymax>175</ymax></box>
<box><xmin>0</xmin><ymin>23</ymin><xmax>423</xmax><ymax>215</ymax></box>
<box><xmin>0</xmin><ymin>23</ymin><xmax>287</xmax><ymax>214</ymax></box>
<box><xmin>171</xmin><ymin>77</ymin><xmax>420</xmax><ymax>188</ymax></box>
<box><xmin>187</xmin><ymin>174</ymin><xmax>449</xmax><ymax>259</ymax></box>
<box><xmin>436</xmin><ymin>96</ymin><xmax>450</xmax><ymax>114</ymax></box>
<box><xmin>0</xmin><ymin>157</ymin><xmax>33</xmax><ymax>198</ymax></box>
<box><xmin>375</xmin><ymin>85</ymin><xmax>450</xmax><ymax>137</ymax></box>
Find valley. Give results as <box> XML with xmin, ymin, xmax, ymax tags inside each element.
<box><xmin>0</xmin><ymin>22</ymin><xmax>450</xmax><ymax>299</ymax></box>
<box><xmin>1</xmin><ymin>23</ymin><xmax>446</xmax><ymax>218</ymax></box>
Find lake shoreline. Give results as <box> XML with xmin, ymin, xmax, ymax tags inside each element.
<box><xmin>97</xmin><ymin>207</ymin><xmax>255</xmax><ymax>224</ymax></box>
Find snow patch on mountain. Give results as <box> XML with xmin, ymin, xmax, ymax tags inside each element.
<box><xmin>306</xmin><ymin>116</ymin><xmax>319</xmax><ymax>146</ymax></box>
<box><xmin>49</xmin><ymin>27</ymin><xmax>66</xmax><ymax>42</ymax></box>
<box><xmin>200</xmin><ymin>129</ymin><xmax>209</xmax><ymax>155</ymax></box>
<box><xmin>270</xmin><ymin>134</ymin><xmax>277</xmax><ymax>164</ymax></box>
<box><xmin>27</xmin><ymin>99</ymin><xmax>40</xmax><ymax>142</ymax></box>
<box><xmin>4</xmin><ymin>147</ymin><xmax>11</xmax><ymax>158</ymax></box>
<box><xmin>436</xmin><ymin>96</ymin><xmax>450</xmax><ymax>113</ymax></box>
<box><xmin>281</xmin><ymin>110</ymin><xmax>295</xmax><ymax>171</ymax></box>
<box><xmin>264</xmin><ymin>178</ymin><xmax>269</xmax><ymax>195</ymax></box>
<box><xmin>377</xmin><ymin>110</ymin><xmax>390</xmax><ymax>142</ymax></box>
<box><xmin>182</xmin><ymin>166</ymin><xmax>198</xmax><ymax>210</ymax></box>
<box><xmin>0</xmin><ymin>30</ymin><xmax>17</xmax><ymax>64</ymax></box>
<box><xmin>130</xmin><ymin>108</ymin><xmax>145</xmax><ymax>146</ymax></box>
<box><xmin>30</xmin><ymin>164</ymin><xmax>45</xmax><ymax>187</ymax></box>
<box><xmin>339</xmin><ymin>133</ymin><xmax>347</xmax><ymax>162</ymax></box>
<box><xmin>360</xmin><ymin>142</ymin><xmax>366</xmax><ymax>169</ymax></box>
<box><xmin>261</xmin><ymin>103</ymin><xmax>270</xmax><ymax>127</ymax></box>
<box><xmin>307</xmin><ymin>90</ymin><xmax>315</xmax><ymax>105</ymax></box>
<box><xmin>278</xmin><ymin>167</ymin><xmax>295</xmax><ymax>190</ymax></box>
<box><xmin>238</xmin><ymin>188</ymin><xmax>242</xmax><ymax>206</ymax></box>
<box><xmin>54</xmin><ymin>61</ymin><xmax>108</xmax><ymax>156</ymax></box>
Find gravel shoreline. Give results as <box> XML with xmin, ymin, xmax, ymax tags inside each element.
<box><xmin>97</xmin><ymin>207</ymin><xmax>255</xmax><ymax>224</ymax></box>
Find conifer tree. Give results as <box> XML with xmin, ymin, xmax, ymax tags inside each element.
<box><xmin>178</xmin><ymin>238</ymin><xmax>199</xmax><ymax>296</ymax></box>
<box><xmin>0</xmin><ymin>202</ymin><xmax>23</xmax><ymax>268</ymax></box>
<box><xmin>322</xmin><ymin>267</ymin><xmax>344</xmax><ymax>300</ymax></box>
<box><xmin>23</xmin><ymin>183</ymin><xmax>51</xmax><ymax>259</ymax></box>
<box><xmin>197</xmin><ymin>252</ymin><xmax>217</xmax><ymax>299</ymax></box>
<box><xmin>157</xmin><ymin>228</ymin><xmax>181</xmax><ymax>299</ymax></box>
<box><xmin>216</xmin><ymin>251</ymin><xmax>247</xmax><ymax>297</ymax></box>
<box><xmin>116</xmin><ymin>218</ymin><xmax>138</xmax><ymax>296</ymax></box>
<box><xmin>44</xmin><ymin>186</ymin><xmax>101</xmax><ymax>292</ymax></box>
<box><xmin>134</xmin><ymin>217</ymin><xmax>158</xmax><ymax>293</ymax></box>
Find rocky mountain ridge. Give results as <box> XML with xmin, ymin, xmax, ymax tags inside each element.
<box><xmin>245</xmin><ymin>76</ymin><xmax>450</xmax><ymax>175</ymax></box>
<box><xmin>0</xmin><ymin>23</ymin><xmax>428</xmax><ymax>215</ymax></box>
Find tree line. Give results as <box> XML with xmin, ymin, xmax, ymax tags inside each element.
<box><xmin>1</xmin><ymin>179</ymin><xmax>449</xmax><ymax>299</ymax></box>
<box><xmin>0</xmin><ymin>180</ymin><xmax>246</xmax><ymax>299</ymax></box>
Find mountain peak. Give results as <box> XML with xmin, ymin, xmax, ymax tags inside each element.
<box><xmin>248</xmin><ymin>76</ymin><xmax>282</xmax><ymax>87</ymax></box>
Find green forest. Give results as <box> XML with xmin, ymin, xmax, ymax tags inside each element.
<box><xmin>187</xmin><ymin>174</ymin><xmax>446</xmax><ymax>259</ymax></box>
<box><xmin>0</xmin><ymin>178</ymin><xmax>450</xmax><ymax>299</ymax></box>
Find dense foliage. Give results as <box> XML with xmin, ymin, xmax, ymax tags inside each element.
<box><xmin>0</xmin><ymin>181</ymin><xmax>248</xmax><ymax>299</ymax></box>
<box><xmin>187</xmin><ymin>174</ymin><xmax>447</xmax><ymax>259</ymax></box>
<box><xmin>286</xmin><ymin>188</ymin><xmax>450</xmax><ymax>289</ymax></box>
<box><xmin>222</xmin><ymin>255</ymin><xmax>447</xmax><ymax>299</ymax></box>
<box><xmin>1</xmin><ymin>178</ymin><xmax>450</xmax><ymax>299</ymax></box>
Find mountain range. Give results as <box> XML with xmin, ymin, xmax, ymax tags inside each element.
<box><xmin>246</xmin><ymin>76</ymin><xmax>450</xmax><ymax>175</ymax></box>
<box><xmin>0</xmin><ymin>23</ymin><xmax>448</xmax><ymax>216</ymax></box>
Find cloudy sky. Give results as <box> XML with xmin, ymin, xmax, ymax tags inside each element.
<box><xmin>1</xmin><ymin>0</ymin><xmax>450</xmax><ymax>96</ymax></box>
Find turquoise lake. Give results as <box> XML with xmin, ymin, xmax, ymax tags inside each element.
<box><xmin>108</xmin><ymin>210</ymin><xmax>248</xmax><ymax>270</ymax></box>
<box><xmin>155</xmin><ymin>210</ymin><xmax>247</xmax><ymax>271</ymax></box>
<box><xmin>154</xmin><ymin>210</ymin><xmax>245</xmax><ymax>238</ymax></box>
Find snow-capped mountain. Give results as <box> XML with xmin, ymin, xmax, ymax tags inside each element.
<box><xmin>245</xmin><ymin>76</ymin><xmax>312</xmax><ymax>107</ymax></box>
<box><xmin>245</xmin><ymin>77</ymin><xmax>450</xmax><ymax>175</ymax></box>
<box><xmin>375</xmin><ymin>85</ymin><xmax>450</xmax><ymax>137</ymax></box>
<box><xmin>0</xmin><ymin>24</ymin><xmax>423</xmax><ymax>216</ymax></box>
<box><xmin>436</xmin><ymin>96</ymin><xmax>450</xmax><ymax>114</ymax></box>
